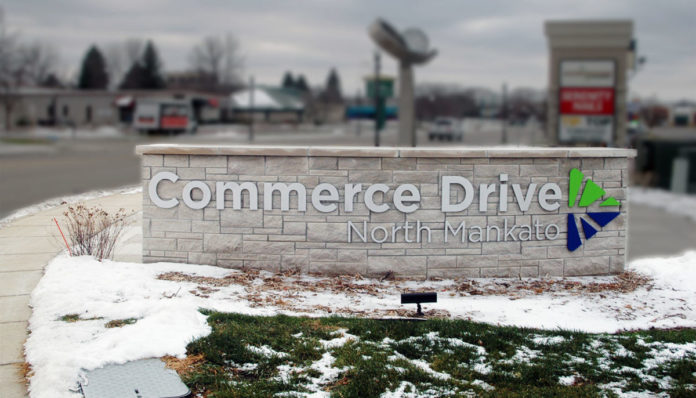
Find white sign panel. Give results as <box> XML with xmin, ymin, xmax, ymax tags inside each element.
<box><xmin>560</xmin><ymin>60</ymin><xmax>615</xmax><ymax>87</ymax></box>
<box><xmin>559</xmin><ymin>115</ymin><xmax>613</xmax><ymax>144</ymax></box>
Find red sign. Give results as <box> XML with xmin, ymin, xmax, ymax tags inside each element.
<box><xmin>560</xmin><ymin>88</ymin><xmax>614</xmax><ymax>115</ymax></box>
<box><xmin>161</xmin><ymin>116</ymin><xmax>188</xmax><ymax>129</ymax></box>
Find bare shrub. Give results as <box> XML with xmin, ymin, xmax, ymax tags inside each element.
<box><xmin>62</xmin><ymin>204</ymin><xmax>132</xmax><ymax>261</ymax></box>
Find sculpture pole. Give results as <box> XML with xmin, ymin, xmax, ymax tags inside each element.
<box><xmin>368</xmin><ymin>19</ymin><xmax>436</xmax><ymax>148</ymax></box>
<box><xmin>398</xmin><ymin>61</ymin><xmax>416</xmax><ymax>147</ymax></box>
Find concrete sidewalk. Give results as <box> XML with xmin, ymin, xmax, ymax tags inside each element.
<box><xmin>0</xmin><ymin>192</ymin><xmax>141</xmax><ymax>398</ymax></box>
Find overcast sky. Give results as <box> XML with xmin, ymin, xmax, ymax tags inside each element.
<box><xmin>3</xmin><ymin>0</ymin><xmax>695</xmax><ymax>101</ymax></box>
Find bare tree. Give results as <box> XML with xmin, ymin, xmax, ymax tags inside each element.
<box><xmin>0</xmin><ymin>7</ymin><xmax>60</xmax><ymax>130</ymax></box>
<box><xmin>0</xmin><ymin>6</ymin><xmax>20</xmax><ymax>130</ymax></box>
<box><xmin>220</xmin><ymin>33</ymin><xmax>242</xmax><ymax>85</ymax></box>
<box><xmin>188</xmin><ymin>33</ymin><xmax>242</xmax><ymax>88</ymax></box>
<box><xmin>102</xmin><ymin>42</ymin><xmax>124</xmax><ymax>89</ymax></box>
<box><xmin>189</xmin><ymin>36</ymin><xmax>223</xmax><ymax>79</ymax></box>
<box><xmin>123</xmin><ymin>38</ymin><xmax>144</xmax><ymax>66</ymax></box>
<box><xmin>18</xmin><ymin>41</ymin><xmax>58</xmax><ymax>85</ymax></box>
<box><xmin>103</xmin><ymin>38</ymin><xmax>144</xmax><ymax>89</ymax></box>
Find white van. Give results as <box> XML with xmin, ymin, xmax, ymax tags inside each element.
<box><xmin>133</xmin><ymin>99</ymin><xmax>196</xmax><ymax>134</ymax></box>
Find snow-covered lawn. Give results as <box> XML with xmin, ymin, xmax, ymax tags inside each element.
<box><xmin>21</xmin><ymin>126</ymin><xmax>125</xmax><ymax>139</ymax></box>
<box><xmin>25</xmin><ymin>251</ymin><xmax>696</xmax><ymax>397</ymax></box>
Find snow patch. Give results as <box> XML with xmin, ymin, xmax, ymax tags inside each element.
<box><xmin>246</xmin><ymin>344</ymin><xmax>288</xmax><ymax>358</ymax></box>
<box><xmin>320</xmin><ymin>328</ymin><xmax>358</xmax><ymax>349</ymax></box>
<box><xmin>629</xmin><ymin>187</ymin><xmax>696</xmax><ymax>223</ymax></box>
<box><xmin>532</xmin><ymin>335</ymin><xmax>566</xmax><ymax>345</ymax></box>
<box><xmin>558</xmin><ymin>375</ymin><xmax>577</xmax><ymax>386</ymax></box>
<box><xmin>0</xmin><ymin>185</ymin><xmax>141</xmax><ymax>227</ymax></box>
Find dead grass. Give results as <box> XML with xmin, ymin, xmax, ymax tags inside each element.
<box><xmin>159</xmin><ymin>269</ymin><xmax>651</xmax><ymax>297</ymax></box>
<box><xmin>59</xmin><ymin>314</ymin><xmax>80</xmax><ymax>323</ymax></box>
<box><xmin>104</xmin><ymin>318</ymin><xmax>137</xmax><ymax>328</ymax></box>
<box><xmin>456</xmin><ymin>271</ymin><xmax>651</xmax><ymax>296</ymax></box>
<box><xmin>155</xmin><ymin>269</ymin><xmax>652</xmax><ymax>319</ymax></box>
<box><xmin>162</xmin><ymin>354</ymin><xmax>205</xmax><ymax>378</ymax></box>
<box><xmin>17</xmin><ymin>361</ymin><xmax>33</xmax><ymax>385</ymax></box>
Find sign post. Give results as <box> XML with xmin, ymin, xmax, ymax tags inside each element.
<box><xmin>366</xmin><ymin>72</ymin><xmax>394</xmax><ymax>147</ymax></box>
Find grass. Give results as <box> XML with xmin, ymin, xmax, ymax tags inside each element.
<box><xmin>104</xmin><ymin>318</ymin><xmax>138</xmax><ymax>328</ymax></box>
<box><xmin>58</xmin><ymin>314</ymin><xmax>136</xmax><ymax>328</ymax></box>
<box><xmin>0</xmin><ymin>137</ymin><xmax>51</xmax><ymax>145</ymax></box>
<box><xmin>178</xmin><ymin>312</ymin><xmax>696</xmax><ymax>397</ymax></box>
<box><xmin>58</xmin><ymin>313</ymin><xmax>102</xmax><ymax>323</ymax></box>
<box><xmin>58</xmin><ymin>314</ymin><xmax>81</xmax><ymax>323</ymax></box>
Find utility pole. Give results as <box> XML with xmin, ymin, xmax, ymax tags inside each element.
<box><xmin>374</xmin><ymin>50</ymin><xmax>381</xmax><ymax>147</ymax></box>
<box><xmin>355</xmin><ymin>88</ymin><xmax>362</xmax><ymax>136</ymax></box>
<box><xmin>501</xmin><ymin>82</ymin><xmax>508</xmax><ymax>144</ymax></box>
<box><xmin>248</xmin><ymin>76</ymin><xmax>255</xmax><ymax>142</ymax></box>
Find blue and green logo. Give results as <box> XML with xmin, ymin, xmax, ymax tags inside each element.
<box><xmin>567</xmin><ymin>168</ymin><xmax>620</xmax><ymax>251</ymax></box>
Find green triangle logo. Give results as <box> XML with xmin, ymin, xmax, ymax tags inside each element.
<box><xmin>578</xmin><ymin>179</ymin><xmax>606</xmax><ymax>207</ymax></box>
<box><xmin>568</xmin><ymin>168</ymin><xmax>618</xmax><ymax>208</ymax></box>
<box><xmin>600</xmin><ymin>197</ymin><xmax>620</xmax><ymax>207</ymax></box>
<box><xmin>568</xmin><ymin>169</ymin><xmax>583</xmax><ymax>207</ymax></box>
<box><xmin>566</xmin><ymin>168</ymin><xmax>621</xmax><ymax>252</ymax></box>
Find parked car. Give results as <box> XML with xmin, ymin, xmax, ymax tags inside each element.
<box><xmin>133</xmin><ymin>99</ymin><xmax>197</xmax><ymax>134</ymax></box>
<box><xmin>428</xmin><ymin>117</ymin><xmax>463</xmax><ymax>141</ymax></box>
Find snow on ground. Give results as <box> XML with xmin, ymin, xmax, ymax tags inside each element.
<box><xmin>0</xmin><ymin>186</ymin><xmax>141</xmax><ymax>228</ymax></box>
<box><xmin>629</xmin><ymin>187</ymin><xmax>696</xmax><ymax>223</ymax></box>
<box><xmin>24</xmin><ymin>126</ymin><xmax>125</xmax><ymax>139</ymax></box>
<box><xmin>25</xmin><ymin>251</ymin><xmax>696</xmax><ymax>397</ymax></box>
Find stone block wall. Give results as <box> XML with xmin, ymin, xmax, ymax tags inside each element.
<box><xmin>138</xmin><ymin>145</ymin><xmax>635</xmax><ymax>278</ymax></box>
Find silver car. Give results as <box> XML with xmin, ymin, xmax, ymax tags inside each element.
<box><xmin>429</xmin><ymin>117</ymin><xmax>463</xmax><ymax>141</ymax></box>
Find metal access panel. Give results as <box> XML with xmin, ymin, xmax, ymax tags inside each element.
<box><xmin>80</xmin><ymin>358</ymin><xmax>190</xmax><ymax>398</ymax></box>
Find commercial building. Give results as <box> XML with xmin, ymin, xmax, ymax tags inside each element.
<box><xmin>0</xmin><ymin>88</ymin><xmax>223</xmax><ymax>129</ymax></box>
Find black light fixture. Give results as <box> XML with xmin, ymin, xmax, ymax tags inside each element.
<box><xmin>401</xmin><ymin>292</ymin><xmax>437</xmax><ymax>316</ymax></box>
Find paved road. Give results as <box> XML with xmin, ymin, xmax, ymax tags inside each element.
<box><xmin>0</xmin><ymin>139</ymin><xmax>142</xmax><ymax>219</ymax></box>
<box><xmin>628</xmin><ymin>203</ymin><xmax>696</xmax><ymax>260</ymax></box>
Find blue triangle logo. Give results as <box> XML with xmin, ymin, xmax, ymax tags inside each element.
<box><xmin>566</xmin><ymin>169</ymin><xmax>621</xmax><ymax>252</ymax></box>
<box><xmin>580</xmin><ymin>218</ymin><xmax>598</xmax><ymax>240</ymax></box>
<box><xmin>587</xmin><ymin>212</ymin><xmax>620</xmax><ymax>228</ymax></box>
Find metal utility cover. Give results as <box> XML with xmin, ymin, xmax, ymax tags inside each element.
<box><xmin>80</xmin><ymin>358</ymin><xmax>190</xmax><ymax>398</ymax></box>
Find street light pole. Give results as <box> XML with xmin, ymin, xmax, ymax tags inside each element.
<box><xmin>501</xmin><ymin>82</ymin><xmax>508</xmax><ymax>145</ymax></box>
<box><xmin>249</xmin><ymin>76</ymin><xmax>255</xmax><ymax>142</ymax></box>
<box><xmin>374</xmin><ymin>51</ymin><xmax>381</xmax><ymax>147</ymax></box>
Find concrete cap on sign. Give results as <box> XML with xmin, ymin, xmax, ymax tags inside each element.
<box><xmin>136</xmin><ymin>144</ymin><xmax>636</xmax><ymax>158</ymax></box>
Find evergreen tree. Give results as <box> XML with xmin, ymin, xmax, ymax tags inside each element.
<box><xmin>323</xmin><ymin>68</ymin><xmax>342</xmax><ymax>103</ymax></box>
<box><xmin>281</xmin><ymin>71</ymin><xmax>295</xmax><ymax>89</ymax></box>
<box><xmin>140</xmin><ymin>41</ymin><xmax>165</xmax><ymax>89</ymax></box>
<box><xmin>295</xmin><ymin>74</ymin><xmax>309</xmax><ymax>92</ymax></box>
<box><xmin>119</xmin><ymin>40</ymin><xmax>165</xmax><ymax>89</ymax></box>
<box><xmin>119</xmin><ymin>63</ymin><xmax>145</xmax><ymax>89</ymax></box>
<box><xmin>78</xmin><ymin>45</ymin><xmax>108</xmax><ymax>89</ymax></box>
